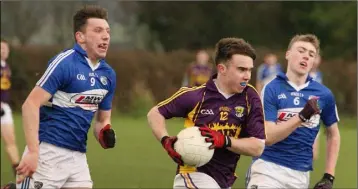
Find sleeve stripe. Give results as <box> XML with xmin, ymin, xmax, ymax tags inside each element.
<box><xmin>36</xmin><ymin>49</ymin><xmax>74</xmax><ymax>87</ymax></box>
<box><xmin>247</xmin><ymin>84</ymin><xmax>260</xmax><ymax>96</ymax></box>
<box><xmin>335</xmin><ymin>105</ymin><xmax>340</xmax><ymax>122</ymax></box>
<box><xmin>157</xmin><ymin>85</ymin><xmax>205</xmax><ymax>107</ymax></box>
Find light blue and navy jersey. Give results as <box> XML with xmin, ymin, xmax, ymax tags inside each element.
<box><xmin>310</xmin><ymin>70</ymin><xmax>323</xmax><ymax>84</ymax></box>
<box><xmin>259</xmin><ymin>72</ymin><xmax>339</xmax><ymax>171</ymax></box>
<box><xmin>36</xmin><ymin>43</ymin><xmax>116</xmax><ymax>152</ymax></box>
<box><xmin>256</xmin><ymin>63</ymin><xmax>282</xmax><ymax>85</ymax></box>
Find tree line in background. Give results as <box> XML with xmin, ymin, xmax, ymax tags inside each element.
<box><xmin>1</xmin><ymin>1</ymin><xmax>357</xmax><ymax>61</ymax></box>
<box><xmin>7</xmin><ymin>46</ymin><xmax>357</xmax><ymax>117</ymax></box>
<box><xmin>1</xmin><ymin>1</ymin><xmax>357</xmax><ymax>116</ymax></box>
<box><xmin>136</xmin><ymin>1</ymin><xmax>357</xmax><ymax>60</ymax></box>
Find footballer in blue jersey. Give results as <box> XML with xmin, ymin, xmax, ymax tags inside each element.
<box><xmin>247</xmin><ymin>34</ymin><xmax>340</xmax><ymax>189</ymax></box>
<box><xmin>16</xmin><ymin>6</ymin><xmax>117</xmax><ymax>189</ymax></box>
<box><xmin>255</xmin><ymin>53</ymin><xmax>282</xmax><ymax>95</ymax></box>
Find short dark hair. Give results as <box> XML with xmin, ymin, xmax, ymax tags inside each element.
<box><xmin>288</xmin><ymin>34</ymin><xmax>320</xmax><ymax>54</ymax></box>
<box><xmin>1</xmin><ymin>38</ymin><xmax>8</xmax><ymax>44</ymax></box>
<box><xmin>73</xmin><ymin>5</ymin><xmax>108</xmax><ymax>35</ymax></box>
<box><xmin>214</xmin><ymin>37</ymin><xmax>256</xmax><ymax>65</ymax></box>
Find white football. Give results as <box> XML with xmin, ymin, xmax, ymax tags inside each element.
<box><xmin>174</xmin><ymin>126</ymin><xmax>214</xmax><ymax>167</ymax></box>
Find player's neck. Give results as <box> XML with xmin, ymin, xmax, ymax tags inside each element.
<box><xmin>78</xmin><ymin>43</ymin><xmax>100</xmax><ymax>66</ymax></box>
<box><xmin>88</xmin><ymin>56</ymin><xmax>100</xmax><ymax>66</ymax></box>
<box><xmin>215</xmin><ymin>76</ymin><xmax>235</xmax><ymax>95</ymax></box>
<box><xmin>286</xmin><ymin>70</ymin><xmax>307</xmax><ymax>86</ymax></box>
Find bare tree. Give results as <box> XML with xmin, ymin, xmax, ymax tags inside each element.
<box><xmin>50</xmin><ymin>1</ymin><xmax>86</xmax><ymax>47</ymax></box>
<box><xmin>1</xmin><ymin>1</ymin><xmax>51</xmax><ymax>45</ymax></box>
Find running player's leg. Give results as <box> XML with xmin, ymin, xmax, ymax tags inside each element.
<box><xmin>1</xmin><ymin>102</ymin><xmax>19</xmax><ymax>176</ymax></box>
<box><xmin>62</xmin><ymin>151</ymin><xmax>93</xmax><ymax>189</ymax></box>
<box><xmin>246</xmin><ymin>159</ymin><xmax>285</xmax><ymax>189</ymax></box>
<box><xmin>247</xmin><ymin>159</ymin><xmax>310</xmax><ymax>189</ymax></box>
<box><xmin>16</xmin><ymin>142</ymin><xmax>69</xmax><ymax>189</ymax></box>
<box><xmin>173</xmin><ymin>172</ymin><xmax>220</xmax><ymax>189</ymax></box>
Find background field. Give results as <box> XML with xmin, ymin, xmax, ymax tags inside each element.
<box><xmin>1</xmin><ymin>113</ymin><xmax>357</xmax><ymax>188</ymax></box>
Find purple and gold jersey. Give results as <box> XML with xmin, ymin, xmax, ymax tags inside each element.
<box><xmin>185</xmin><ymin>63</ymin><xmax>212</xmax><ymax>87</ymax></box>
<box><xmin>158</xmin><ymin>74</ymin><xmax>266</xmax><ymax>188</ymax></box>
<box><xmin>1</xmin><ymin>61</ymin><xmax>11</xmax><ymax>103</ymax></box>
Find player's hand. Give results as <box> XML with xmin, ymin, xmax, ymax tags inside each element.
<box><xmin>16</xmin><ymin>151</ymin><xmax>38</xmax><ymax>184</ymax></box>
<box><xmin>161</xmin><ymin>136</ymin><xmax>184</xmax><ymax>166</ymax></box>
<box><xmin>99</xmin><ymin>124</ymin><xmax>116</xmax><ymax>149</ymax></box>
<box><xmin>299</xmin><ymin>97</ymin><xmax>320</xmax><ymax>122</ymax></box>
<box><xmin>1</xmin><ymin>182</ymin><xmax>16</xmax><ymax>189</ymax></box>
<box><xmin>313</xmin><ymin>173</ymin><xmax>334</xmax><ymax>189</ymax></box>
<box><xmin>199</xmin><ymin>126</ymin><xmax>231</xmax><ymax>149</ymax></box>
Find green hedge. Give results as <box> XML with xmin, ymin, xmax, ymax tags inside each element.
<box><xmin>6</xmin><ymin>45</ymin><xmax>356</xmax><ymax>116</ymax></box>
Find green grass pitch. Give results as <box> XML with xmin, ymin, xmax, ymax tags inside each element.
<box><xmin>1</xmin><ymin>113</ymin><xmax>357</xmax><ymax>188</ymax></box>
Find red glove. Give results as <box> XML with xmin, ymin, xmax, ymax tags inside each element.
<box><xmin>99</xmin><ymin>124</ymin><xmax>116</xmax><ymax>149</ymax></box>
<box><xmin>161</xmin><ymin>136</ymin><xmax>184</xmax><ymax>166</ymax></box>
<box><xmin>199</xmin><ymin>126</ymin><xmax>231</xmax><ymax>149</ymax></box>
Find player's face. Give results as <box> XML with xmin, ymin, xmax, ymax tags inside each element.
<box><xmin>1</xmin><ymin>42</ymin><xmax>10</xmax><ymax>61</ymax></box>
<box><xmin>220</xmin><ymin>54</ymin><xmax>253</xmax><ymax>93</ymax></box>
<box><xmin>79</xmin><ymin>18</ymin><xmax>110</xmax><ymax>61</ymax></box>
<box><xmin>265</xmin><ymin>55</ymin><xmax>277</xmax><ymax>65</ymax></box>
<box><xmin>197</xmin><ymin>51</ymin><xmax>209</xmax><ymax>65</ymax></box>
<box><xmin>286</xmin><ymin>41</ymin><xmax>317</xmax><ymax>76</ymax></box>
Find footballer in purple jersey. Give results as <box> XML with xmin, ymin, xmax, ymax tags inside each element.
<box><xmin>1</xmin><ymin>39</ymin><xmax>20</xmax><ymax>177</ymax></box>
<box><xmin>148</xmin><ymin>38</ymin><xmax>266</xmax><ymax>188</ymax></box>
<box><xmin>182</xmin><ymin>50</ymin><xmax>213</xmax><ymax>87</ymax></box>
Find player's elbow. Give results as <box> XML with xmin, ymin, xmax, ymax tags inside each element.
<box><xmin>265</xmin><ymin>137</ymin><xmax>276</xmax><ymax>146</ymax></box>
<box><xmin>147</xmin><ymin>106</ymin><xmax>157</xmax><ymax>120</ymax></box>
<box><xmin>147</xmin><ymin>106</ymin><xmax>162</xmax><ymax>123</ymax></box>
<box><xmin>253</xmin><ymin>140</ymin><xmax>265</xmax><ymax>157</ymax></box>
<box><xmin>22</xmin><ymin>99</ymin><xmax>35</xmax><ymax>113</ymax></box>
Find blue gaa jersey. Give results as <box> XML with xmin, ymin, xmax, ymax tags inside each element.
<box><xmin>310</xmin><ymin>70</ymin><xmax>323</xmax><ymax>84</ymax></box>
<box><xmin>257</xmin><ymin>63</ymin><xmax>282</xmax><ymax>85</ymax></box>
<box><xmin>36</xmin><ymin>43</ymin><xmax>116</xmax><ymax>153</ymax></box>
<box><xmin>259</xmin><ymin>72</ymin><xmax>339</xmax><ymax>171</ymax></box>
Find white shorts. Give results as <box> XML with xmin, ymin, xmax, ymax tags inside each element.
<box><xmin>16</xmin><ymin>142</ymin><xmax>93</xmax><ymax>189</ymax></box>
<box><xmin>173</xmin><ymin>172</ymin><xmax>229</xmax><ymax>189</ymax></box>
<box><xmin>246</xmin><ymin>158</ymin><xmax>310</xmax><ymax>189</ymax></box>
<box><xmin>1</xmin><ymin>102</ymin><xmax>14</xmax><ymax>125</ymax></box>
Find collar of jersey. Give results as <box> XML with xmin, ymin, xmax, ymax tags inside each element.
<box><xmin>74</xmin><ymin>43</ymin><xmax>105</xmax><ymax>71</ymax></box>
<box><xmin>1</xmin><ymin>60</ymin><xmax>6</xmax><ymax>67</ymax></box>
<box><xmin>277</xmin><ymin>72</ymin><xmax>313</xmax><ymax>91</ymax></box>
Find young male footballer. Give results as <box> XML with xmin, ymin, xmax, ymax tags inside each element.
<box><xmin>1</xmin><ymin>39</ymin><xmax>20</xmax><ymax>177</ymax></box>
<box><xmin>16</xmin><ymin>5</ymin><xmax>117</xmax><ymax>188</ymax></box>
<box><xmin>148</xmin><ymin>37</ymin><xmax>266</xmax><ymax>188</ymax></box>
<box><xmin>246</xmin><ymin>34</ymin><xmax>340</xmax><ymax>189</ymax></box>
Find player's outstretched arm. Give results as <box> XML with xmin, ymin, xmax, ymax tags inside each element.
<box><xmin>17</xmin><ymin>86</ymin><xmax>52</xmax><ymax>183</ymax></box>
<box><xmin>22</xmin><ymin>86</ymin><xmax>52</xmax><ymax>154</ymax></box>
<box><xmin>265</xmin><ymin>98</ymin><xmax>320</xmax><ymax>146</ymax></box>
<box><xmin>199</xmin><ymin>127</ymin><xmax>265</xmax><ymax>157</ymax></box>
<box><xmin>94</xmin><ymin>110</ymin><xmax>116</xmax><ymax>149</ymax></box>
<box><xmin>324</xmin><ymin>123</ymin><xmax>340</xmax><ymax>175</ymax></box>
<box><xmin>313</xmin><ymin>123</ymin><xmax>340</xmax><ymax>189</ymax></box>
<box><xmin>147</xmin><ymin>106</ymin><xmax>169</xmax><ymax>141</ymax></box>
<box><xmin>229</xmin><ymin>137</ymin><xmax>265</xmax><ymax>157</ymax></box>
<box><xmin>265</xmin><ymin>117</ymin><xmax>302</xmax><ymax>146</ymax></box>
<box><xmin>147</xmin><ymin>106</ymin><xmax>184</xmax><ymax>165</ymax></box>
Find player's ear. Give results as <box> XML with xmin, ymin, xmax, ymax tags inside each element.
<box><xmin>217</xmin><ymin>63</ymin><xmax>226</xmax><ymax>75</ymax></box>
<box><xmin>75</xmin><ymin>31</ymin><xmax>85</xmax><ymax>43</ymax></box>
<box><xmin>285</xmin><ymin>50</ymin><xmax>290</xmax><ymax>60</ymax></box>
